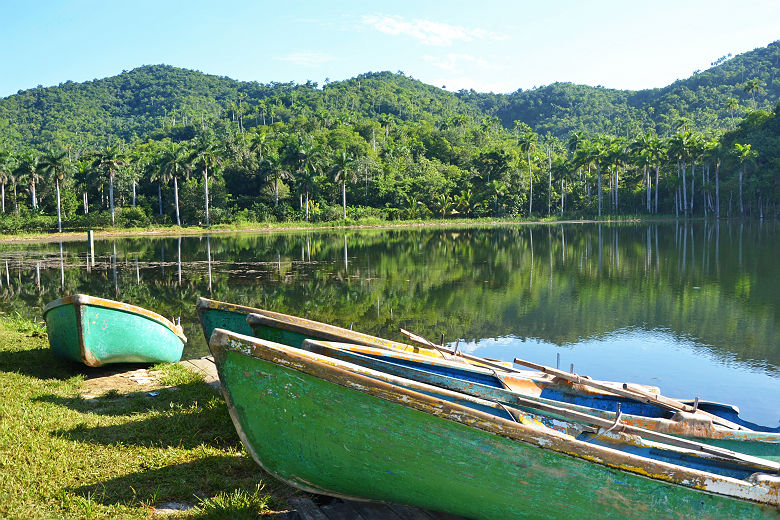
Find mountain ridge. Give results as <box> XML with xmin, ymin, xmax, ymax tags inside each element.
<box><xmin>0</xmin><ymin>40</ymin><xmax>777</xmax><ymax>151</ymax></box>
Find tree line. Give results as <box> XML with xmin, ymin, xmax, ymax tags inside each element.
<box><xmin>0</xmin><ymin>99</ymin><xmax>777</xmax><ymax>233</ymax></box>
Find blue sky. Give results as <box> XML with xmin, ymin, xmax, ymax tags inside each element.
<box><xmin>1</xmin><ymin>0</ymin><xmax>778</xmax><ymax>97</ymax></box>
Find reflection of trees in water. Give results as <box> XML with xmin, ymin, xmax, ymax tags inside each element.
<box><xmin>0</xmin><ymin>221</ymin><xmax>778</xmax><ymax>372</ymax></box>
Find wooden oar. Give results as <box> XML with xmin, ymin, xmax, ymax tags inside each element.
<box><xmin>398</xmin><ymin>330</ymin><xmax>777</xmax><ymax>471</ymax></box>
<box><xmin>399</xmin><ymin>329</ymin><xmax>748</xmax><ymax>432</ymax></box>
<box><xmin>500</xmin><ymin>389</ymin><xmax>780</xmax><ymax>472</ymax></box>
<box><xmin>512</xmin><ymin>357</ymin><xmax>747</xmax><ymax>431</ymax></box>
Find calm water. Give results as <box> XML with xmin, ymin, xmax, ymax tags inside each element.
<box><xmin>0</xmin><ymin>222</ymin><xmax>778</xmax><ymax>426</ymax></box>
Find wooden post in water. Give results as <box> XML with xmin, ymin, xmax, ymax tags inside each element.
<box><xmin>88</xmin><ymin>230</ymin><xmax>95</xmax><ymax>267</ymax></box>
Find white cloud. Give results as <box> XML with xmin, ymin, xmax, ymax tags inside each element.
<box><xmin>362</xmin><ymin>15</ymin><xmax>506</xmax><ymax>47</ymax></box>
<box><xmin>276</xmin><ymin>51</ymin><xmax>335</xmax><ymax>67</ymax></box>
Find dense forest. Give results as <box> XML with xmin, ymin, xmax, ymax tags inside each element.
<box><xmin>0</xmin><ymin>41</ymin><xmax>777</xmax><ymax>232</ymax></box>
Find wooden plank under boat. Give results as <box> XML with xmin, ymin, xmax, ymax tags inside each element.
<box><xmin>43</xmin><ymin>294</ymin><xmax>186</xmax><ymax>367</ymax></box>
<box><xmin>209</xmin><ymin>329</ymin><xmax>780</xmax><ymax>519</ymax></box>
<box><xmin>301</xmin><ymin>340</ymin><xmax>780</xmax><ymax>461</ymax></box>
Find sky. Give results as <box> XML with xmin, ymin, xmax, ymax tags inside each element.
<box><xmin>0</xmin><ymin>0</ymin><xmax>778</xmax><ymax>98</ymax></box>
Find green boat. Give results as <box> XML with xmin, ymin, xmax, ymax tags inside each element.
<box><xmin>43</xmin><ymin>294</ymin><xmax>186</xmax><ymax>366</ymax></box>
<box><xmin>209</xmin><ymin>329</ymin><xmax>779</xmax><ymax>519</ymax></box>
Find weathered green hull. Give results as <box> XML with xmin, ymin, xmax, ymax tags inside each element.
<box><xmin>196</xmin><ymin>301</ymin><xmax>255</xmax><ymax>343</ymax></box>
<box><xmin>44</xmin><ymin>295</ymin><xmax>186</xmax><ymax>366</ymax></box>
<box><xmin>210</xmin><ymin>331</ymin><xmax>779</xmax><ymax>519</ymax></box>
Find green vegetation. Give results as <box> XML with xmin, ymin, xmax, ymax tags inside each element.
<box><xmin>0</xmin><ymin>316</ymin><xmax>292</xmax><ymax>519</ymax></box>
<box><xmin>0</xmin><ymin>41</ymin><xmax>777</xmax><ymax>234</ymax></box>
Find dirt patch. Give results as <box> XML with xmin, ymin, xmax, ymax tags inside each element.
<box><xmin>80</xmin><ymin>368</ymin><xmax>168</xmax><ymax>398</ymax></box>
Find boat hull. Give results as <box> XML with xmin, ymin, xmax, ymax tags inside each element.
<box><xmin>210</xmin><ymin>331</ymin><xmax>778</xmax><ymax>519</ymax></box>
<box><xmin>44</xmin><ymin>295</ymin><xmax>186</xmax><ymax>366</ymax></box>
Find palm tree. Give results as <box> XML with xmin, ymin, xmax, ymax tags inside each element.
<box><xmin>91</xmin><ymin>146</ymin><xmax>126</xmax><ymax>225</ymax></box>
<box><xmin>73</xmin><ymin>159</ymin><xmax>92</xmax><ymax>214</ymax></box>
<box><xmin>733</xmin><ymin>143</ymin><xmax>757</xmax><ymax>216</ymax></box>
<box><xmin>159</xmin><ymin>141</ymin><xmax>192</xmax><ymax>226</ymax></box>
<box><xmin>0</xmin><ymin>150</ymin><xmax>14</xmax><ymax>213</ymax></box>
<box><xmin>39</xmin><ymin>149</ymin><xmax>68</xmax><ymax>232</ymax></box>
<box><xmin>725</xmin><ymin>97</ymin><xmax>739</xmax><ymax>129</ymax></box>
<box><xmin>629</xmin><ymin>134</ymin><xmax>653</xmax><ymax>213</ymax></box>
<box><xmin>330</xmin><ymin>149</ymin><xmax>356</xmax><ymax>219</ymax></box>
<box><xmin>517</xmin><ymin>130</ymin><xmax>537</xmax><ymax>216</ymax></box>
<box><xmin>488</xmin><ymin>179</ymin><xmax>507</xmax><ymax>215</ymax></box>
<box><xmin>287</xmin><ymin>137</ymin><xmax>321</xmax><ymax>221</ymax></box>
<box><xmin>8</xmin><ymin>173</ymin><xmax>19</xmax><ymax>215</ymax></box>
<box><xmin>646</xmin><ymin>137</ymin><xmax>667</xmax><ymax>214</ymax></box>
<box><xmin>742</xmin><ymin>79</ymin><xmax>764</xmax><ymax>110</ymax></box>
<box><xmin>192</xmin><ymin>135</ymin><xmax>222</xmax><ymax>227</ymax></box>
<box><xmin>668</xmin><ymin>131</ymin><xmax>692</xmax><ymax>217</ymax></box>
<box><xmin>18</xmin><ymin>152</ymin><xmax>41</xmax><ymax>210</ymax></box>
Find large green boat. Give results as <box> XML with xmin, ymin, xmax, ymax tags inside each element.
<box><xmin>43</xmin><ymin>294</ymin><xmax>186</xmax><ymax>366</ymax></box>
<box><xmin>209</xmin><ymin>329</ymin><xmax>779</xmax><ymax>519</ymax></box>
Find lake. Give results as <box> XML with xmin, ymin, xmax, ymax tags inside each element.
<box><xmin>1</xmin><ymin>221</ymin><xmax>778</xmax><ymax>426</ymax></box>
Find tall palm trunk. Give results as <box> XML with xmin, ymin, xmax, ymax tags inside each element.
<box><xmin>132</xmin><ymin>180</ymin><xmax>136</xmax><ymax>207</ymax></box>
<box><xmin>203</xmin><ymin>166</ymin><xmax>210</xmax><ymax>227</ymax></box>
<box><xmin>596</xmin><ymin>162</ymin><xmax>602</xmax><ymax>217</ymax></box>
<box><xmin>739</xmin><ymin>168</ymin><xmax>744</xmax><ymax>216</ymax></box>
<box><xmin>31</xmin><ymin>180</ymin><xmax>37</xmax><ymax>209</ymax></box>
<box><xmin>158</xmin><ymin>183</ymin><xmax>163</xmax><ymax>215</ymax></box>
<box><xmin>305</xmin><ymin>190</ymin><xmax>309</xmax><ymax>221</ymax></box>
<box><xmin>715</xmin><ymin>161</ymin><xmax>720</xmax><ymax>218</ymax></box>
<box><xmin>55</xmin><ymin>178</ymin><xmax>62</xmax><ymax>233</ymax></box>
<box><xmin>274</xmin><ymin>173</ymin><xmax>279</xmax><ymax>206</ymax></box>
<box><xmin>654</xmin><ymin>165</ymin><xmax>660</xmax><ymax>214</ymax></box>
<box><xmin>645</xmin><ymin>166</ymin><xmax>650</xmax><ymax>212</ymax></box>
<box><xmin>342</xmin><ymin>181</ymin><xmax>347</xmax><ymax>219</ymax></box>
<box><xmin>109</xmin><ymin>171</ymin><xmax>115</xmax><ymax>225</ymax></box>
<box><xmin>681</xmin><ymin>160</ymin><xmax>687</xmax><ymax>217</ymax></box>
<box><xmin>174</xmin><ymin>175</ymin><xmax>181</xmax><ymax>226</ymax></box>
<box><xmin>13</xmin><ymin>185</ymin><xmax>18</xmax><ymax>214</ymax></box>
<box><xmin>1</xmin><ymin>183</ymin><xmax>4</xmax><ymax>213</ymax></box>
<box><xmin>527</xmin><ymin>151</ymin><xmax>533</xmax><ymax>215</ymax></box>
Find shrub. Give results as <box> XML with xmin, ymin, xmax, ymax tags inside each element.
<box><xmin>116</xmin><ymin>206</ymin><xmax>150</xmax><ymax>228</ymax></box>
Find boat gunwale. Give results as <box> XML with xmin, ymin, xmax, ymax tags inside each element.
<box><xmin>208</xmin><ymin>329</ymin><xmax>780</xmax><ymax>507</ymax></box>
<box><xmin>244</xmin><ymin>310</ymin><xmax>435</xmax><ymax>353</ymax></box>
<box><xmin>44</xmin><ymin>294</ymin><xmax>187</xmax><ymax>343</ymax></box>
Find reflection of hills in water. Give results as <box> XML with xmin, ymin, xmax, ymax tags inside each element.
<box><xmin>0</xmin><ymin>222</ymin><xmax>778</xmax><ymax>375</ymax></box>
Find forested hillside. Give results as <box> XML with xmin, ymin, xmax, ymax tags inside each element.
<box><xmin>0</xmin><ymin>41</ymin><xmax>777</xmax><ymax>151</ymax></box>
<box><xmin>0</xmin><ymin>41</ymin><xmax>777</xmax><ymax>233</ymax></box>
<box><xmin>463</xmin><ymin>40</ymin><xmax>780</xmax><ymax>137</ymax></box>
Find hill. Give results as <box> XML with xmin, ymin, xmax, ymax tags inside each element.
<box><xmin>460</xmin><ymin>40</ymin><xmax>780</xmax><ymax>137</ymax></box>
<box><xmin>0</xmin><ymin>41</ymin><xmax>777</xmax><ymax>151</ymax></box>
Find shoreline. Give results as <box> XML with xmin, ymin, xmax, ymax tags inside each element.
<box><xmin>0</xmin><ymin>216</ymin><xmax>684</xmax><ymax>245</ymax></box>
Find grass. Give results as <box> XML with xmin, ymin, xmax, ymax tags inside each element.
<box><xmin>0</xmin><ymin>214</ymin><xmax>683</xmax><ymax>243</ymax></box>
<box><xmin>0</xmin><ymin>316</ymin><xmax>295</xmax><ymax>519</ymax></box>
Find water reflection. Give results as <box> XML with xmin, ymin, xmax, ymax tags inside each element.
<box><xmin>0</xmin><ymin>222</ymin><xmax>778</xmax><ymax>422</ymax></box>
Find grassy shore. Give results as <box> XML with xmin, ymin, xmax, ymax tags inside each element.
<box><xmin>0</xmin><ymin>215</ymin><xmax>670</xmax><ymax>244</ymax></box>
<box><xmin>0</xmin><ymin>315</ymin><xmax>294</xmax><ymax>519</ymax></box>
